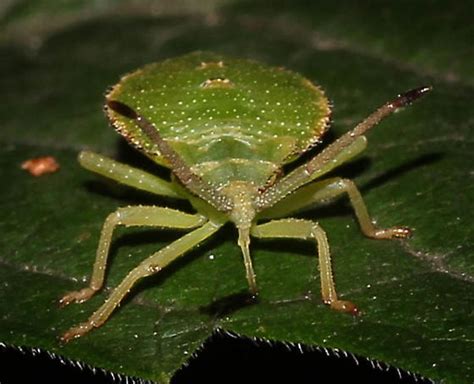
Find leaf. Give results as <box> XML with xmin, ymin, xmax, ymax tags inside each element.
<box><xmin>0</xmin><ymin>1</ymin><xmax>472</xmax><ymax>383</ymax></box>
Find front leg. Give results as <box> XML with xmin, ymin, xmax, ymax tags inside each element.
<box><xmin>260</xmin><ymin>177</ymin><xmax>411</xmax><ymax>240</ymax></box>
<box><xmin>251</xmin><ymin>219</ymin><xmax>357</xmax><ymax>314</ymax></box>
<box><xmin>59</xmin><ymin>206</ymin><xmax>207</xmax><ymax>306</ymax></box>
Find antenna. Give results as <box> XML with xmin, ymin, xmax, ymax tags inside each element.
<box><xmin>106</xmin><ymin>100</ymin><xmax>232</xmax><ymax>212</ymax></box>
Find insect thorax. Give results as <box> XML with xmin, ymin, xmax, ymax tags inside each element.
<box><xmin>219</xmin><ymin>180</ymin><xmax>258</xmax><ymax>229</ymax></box>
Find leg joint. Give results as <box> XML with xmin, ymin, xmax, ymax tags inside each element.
<box><xmin>309</xmin><ymin>221</ymin><xmax>327</xmax><ymax>242</ymax></box>
<box><xmin>105</xmin><ymin>210</ymin><xmax>123</xmax><ymax>226</ymax></box>
<box><xmin>337</xmin><ymin>178</ymin><xmax>356</xmax><ymax>190</ymax></box>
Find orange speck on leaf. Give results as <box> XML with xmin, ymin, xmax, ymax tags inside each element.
<box><xmin>21</xmin><ymin>156</ymin><xmax>60</xmax><ymax>176</ymax></box>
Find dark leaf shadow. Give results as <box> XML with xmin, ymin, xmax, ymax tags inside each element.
<box><xmin>199</xmin><ymin>291</ymin><xmax>259</xmax><ymax>318</ymax></box>
<box><xmin>172</xmin><ymin>328</ymin><xmax>436</xmax><ymax>384</ymax></box>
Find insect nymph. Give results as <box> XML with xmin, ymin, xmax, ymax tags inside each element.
<box><xmin>59</xmin><ymin>52</ymin><xmax>431</xmax><ymax>342</ymax></box>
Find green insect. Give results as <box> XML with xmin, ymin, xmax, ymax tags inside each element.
<box><xmin>59</xmin><ymin>51</ymin><xmax>431</xmax><ymax>342</ymax></box>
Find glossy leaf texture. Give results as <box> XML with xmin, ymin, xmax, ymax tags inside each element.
<box><xmin>0</xmin><ymin>1</ymin><xmax>472</xmax><ymax>383</ymax></box>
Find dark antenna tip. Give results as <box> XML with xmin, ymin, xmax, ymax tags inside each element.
<box><xmin>106</xmin><ymin>99</ymin><xmax>138</xmax><ymax>120</ymax></box>
<box><xmin>392</xmin><ymin>85</ymin><xmax>432</xmax><ymax>109</ymax></box>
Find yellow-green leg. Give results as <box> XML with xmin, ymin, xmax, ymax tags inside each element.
<box><xmin>251</xmin><ymin>219</ymin><xmax>357</xmax><ymax>314</ymax></box>
<box><xmin>61</xmin><ymin>220</ymin><xmax>223</xmax><ymax>342</ymax></box>
<box><xmin>59</xmin><ymin>206</ymin><xmax>207</xmax><ymax>306</ymax></box>
<box><xmin>260</xmin><ymin>177</ymin><xmax>411</xmax><ymax>240</ymax></box>
<box><xmin>78</xmin><ymin>151</ymin><xmax>184</xmax><ymax>198</ymax></box>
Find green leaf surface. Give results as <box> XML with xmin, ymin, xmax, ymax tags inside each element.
<box><xmin>0</xmin><ymin>1</ymin><xmax>472</xmax><ymax>383</ymax></box>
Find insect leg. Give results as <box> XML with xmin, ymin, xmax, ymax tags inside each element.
<box><xmin>79</xmin><ymin>151</ymin><xmax>184</xmax><ymax>199</ymax></box>
<box><xmin>325</xmin><ymin>178</ymin><xmax>411</xmax><ymax>239</ymax></box>
<box><xmin>59</xmin><ymin>206</ymin><xmax>207</xmax><ymax>306</ymax></box>
<box><xmin>61</xmin><ymin>220</ymin><xmax>223</xmax><ymax>342</ymax></box>
<box><xmin>259</xmin><ymin>177</ymin><xmax>410</xmax><ymax>239</ymax></box>
<box><xmin>251</xmin><ymin>219</ymin><xmax>358</xmax><ymax>314</ymax></box>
